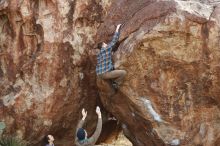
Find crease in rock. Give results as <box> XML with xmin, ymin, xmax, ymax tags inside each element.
<box><xmin>97</xmin><ymin>79</ymin><xmax>165</xmax><ymax>146</ymax></box>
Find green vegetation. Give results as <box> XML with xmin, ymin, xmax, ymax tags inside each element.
<box><xmin>0</xmin><ymin>137</ymin><xmax>27</xmax><ymax>146</ymax></box>
<box><xmin>0</xmin><ymin>122</ymin><xmax>5</xmax><ymax>130</ymax></box>
<box><xmin>0</xmin><ymin>122</ymin><xmax>6</xmax><ymax>136</ymax></box>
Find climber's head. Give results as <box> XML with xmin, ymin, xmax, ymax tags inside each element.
<box><xmin>48</xmin><ymin>135</ymin><xmax>54</xmax><ymax>142</ymax></box>
<box><xmin>77</xmin><ymin>128</ymin><xmax>88</xmax><ymax>141</ymax></box>
<box><xmin>44</xmin><ymin>134</ymin><xmax>54</xmax><ymax>144</ymax></box>
<box><xmin>97</xmin><ymin>42</ymin><xmax>107</xmax><ymax>49</ymax></box>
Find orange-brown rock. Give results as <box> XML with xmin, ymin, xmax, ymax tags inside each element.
<box><xmin>1</xmin><ymin>0</ymin><xmax>220</xmax><ymax>146</ymax></box>
<box><xmin>97</xmin><ymin>0</ymin><xmax>220</xmax><ymax>146</ymax></box>
<box><xmin>0</xmin><ymin>0</ymin><xmax>110</xmax><ymax>145</ymax></box>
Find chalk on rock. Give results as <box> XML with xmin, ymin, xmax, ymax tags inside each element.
<box><xmin>170</xmin><ymin>139</ymin><xmax>180</xmax><ymax>145</ymax></box>
<box><xmin>79</xmin><ymin>72</ymin><xmax>84</xmax><ymax>80</ymax></box>
<box><xmin>141</xmin><ymin>97</ymin><xmax>163</xmax><ymax>123</ymax></box>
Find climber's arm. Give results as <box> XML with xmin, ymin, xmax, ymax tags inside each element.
<box><xmin>88</xmin><ymin>106</ymin><xmax>102</xmax><ymax>145</ymax></box>
<box><xmin>107</xmin><ymin>24</ymin><xmax>122</xmax><ymax>49</ymax></box>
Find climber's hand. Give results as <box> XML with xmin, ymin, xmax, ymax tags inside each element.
<box><xmin>96</xmin><ymin>106</ymin><xmax>102</xmax><ymax>118</ymax></box>
<box><xmin>82</xmin><ymin>108</ymin><xmax>87</xmax><ymax>120</ymax></box>
<box><xmin>116</xmin><ymin>24</ymin><xmax>122</xmax><ymax>32</ymax></box>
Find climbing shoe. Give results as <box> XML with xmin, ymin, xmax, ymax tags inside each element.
<box><xmin>112</xmin><ymin>81</ymin><xmax>119</xmax><ymax>89</ymax></box>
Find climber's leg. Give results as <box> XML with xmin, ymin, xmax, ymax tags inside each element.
<box><xmin>99</xmin><ymin>70</ymin><xmax>127</xmax><ymax>85</ymax></box>
<box><xmin>113</xmin><ymin>70</ymin><xmax>127</xmax><ymax>85</ymax></box>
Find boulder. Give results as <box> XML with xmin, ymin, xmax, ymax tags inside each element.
<box><xmin>0</xmin><ymin>0</ymin><xmax>109</xmax><ymax>145</ymax></box>
<box><xmin>1</xmin><ymin>0</ymin><xmax>220</xmax><ymax>145</ymax></box>
<box><xmin>97</xmin><ymin>0</ymin><xmax>220</xmax><ymax>145</ymax></box>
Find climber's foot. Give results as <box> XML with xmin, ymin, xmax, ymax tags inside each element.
<box><xmin>112</xmin><ymin>81</ymin><xmax>119</xmax><ymax>90</ymax></box>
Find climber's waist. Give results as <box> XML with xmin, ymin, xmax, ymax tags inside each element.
<box><xmin>96</xmin><ymin>63</ymin><xmax>114</xmax><ymax>75</ymax></box>
<box><xmin>97</xmin><ymin>68</ymin><xmax>114</xmax><ymax>78</ymax></box>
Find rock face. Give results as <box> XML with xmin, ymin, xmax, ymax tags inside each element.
<box><xmin>1</xmin><ymin>0</ymin><xmax>220</xmax><ymax>146</ymax></box>
<box><xmin>0</xmin><ymin>0</ymin><xmax>109</xmax><ymax>145</ymax></box>
<box><xmin>97</xmin><ymin>0</ymin><xmax>220</xmax><ymax>146</ymax></box>
<box><xmin>98</xmin><ymin>132</ymin><xmax>132</xmax><ymax>146</ymax></box>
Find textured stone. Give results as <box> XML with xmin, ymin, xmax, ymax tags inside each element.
<box><xmin>97</xmin><ymin>0</ymin><xmax>220</xmax><ymax>146</ymax></box>
<box><xmin>1</xmin><ymin>0</ymin><xmax>220</xmax><ymax>146</ymax></box>
<box><xmin>98</xmin><ymin>132</ymin><xmax>132</xmax><ymax>146</ymax></box>
<box><xmin>0</xmin><ymin>0</ymin><xmax>108</xmax><ymax>145</ymax></box>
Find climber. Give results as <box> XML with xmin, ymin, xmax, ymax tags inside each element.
<box><xmin>96</xmin><ymin>24</ymin><xmax>127</xmax><ymax>89</ymax></box>
<box><xmin>44</xmin><ymin>134</ymin><xmax>55</xmax><ymax>146</ymax></box>
<box><xmin>75</xmin><ymin>106</ymin><xmax>102</xmax><ymax>146</ymax></box>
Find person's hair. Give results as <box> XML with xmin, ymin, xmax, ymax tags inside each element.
<box><xmin>97</xmin><ymin>42</ymin><xmax>103</xmax><ymax>50</ymax></box>
<box><xmin>112</xmin><ymin>42</ymin><xmax>119</xmax><ymax>52</ymax></box>
<box><xmin>77</xmin><ymin>128</ymin><xmax>86</xmax><ymax>141</ymax></box>
<box><xmin>43</xmin><ymin>135</ymin><xmax>50</xmax><ymax>144</ymax></box>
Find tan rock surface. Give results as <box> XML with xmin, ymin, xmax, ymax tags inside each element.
<box><xmin>97</xmin><ymin>0</ymin><xmax>220</xmax><ymax>146</ymax></box>
<box><xmin>98</xmin><ymin>133</ymin><xmax>132</xmax><ymax>146</ymax></box>
<box><xmin>0</xmin><ymin>0</ymin><xmax>110</xmax><ymax>145</ymax></box>
<box><xmin>1</xmin><ymin>0</ymin><xmax>220</xmax><ymax>145</ymax></box>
